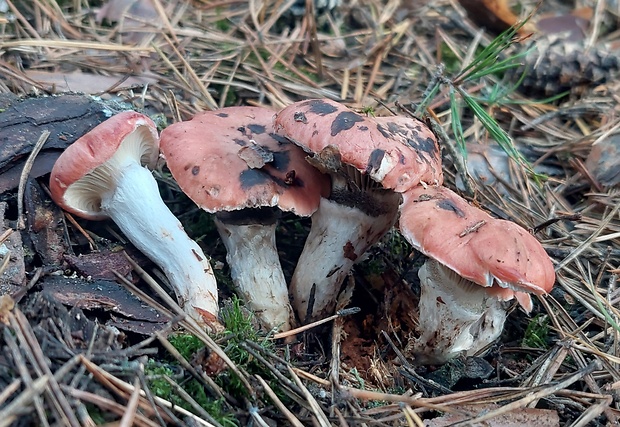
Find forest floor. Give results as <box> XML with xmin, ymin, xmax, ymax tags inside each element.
<box><xmin>1</xmin><ymin>0</ymin><xmax>620</xmax><ymax>425</ymax></box>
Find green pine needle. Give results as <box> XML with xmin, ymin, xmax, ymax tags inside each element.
<box><xmin>449</xmin><ymin>87</ymin><xmax>467</xmax><ymax>159</ymax></box>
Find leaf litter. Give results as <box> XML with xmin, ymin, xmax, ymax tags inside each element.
<box><xmin>0</xmin><ymin>0</ymin><xmax>620</xmax><ymax>425</ymax></box>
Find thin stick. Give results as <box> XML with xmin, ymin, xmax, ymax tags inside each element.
<box><xmin>0</xmin><ymin>229</ymin><xmax>13</xmax><ymax>244</ymax></box>
<box><xmin>17</xmin><ymin>130</ymin><xmax>49</xmax><ymax>230</ymax></box>
<box><xmin>256</xmin><ymin>375</ymin><xmax>305</xmax><ymax>427</ymax></box>
<box><xmin>119</xmin><ymin>378</ymin><xmax>142</xmax><ymax>427</ymax></box>
<box><xmin>272</xmin><ymin>307</ymin><xmax>360</xmax><ymax>340</ymax></box>
<box><xmin>122</xmin><ymin>253</ymin><xmax>254</xmax><ymax>395</ymax></box>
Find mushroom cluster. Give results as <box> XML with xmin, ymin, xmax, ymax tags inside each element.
<box><xmin>50</xmin><ymin>101</ymin><xmax>555</xmax><ymax>364</ymax></box>
<box><xmin>274</xmin><ymin>99</ymin><xmax>555</xmax><ymax>363</ymax></box>
<box><xmin>273</xmin><ymin>99</ymin><xmax>443</xmax><ymax>323</ymax></box>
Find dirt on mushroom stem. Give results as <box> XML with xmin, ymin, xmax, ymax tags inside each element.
<box><xmin>290</xmin><ymin>146</ymin><xmax>402</xmax><ymax>321</ymax></box>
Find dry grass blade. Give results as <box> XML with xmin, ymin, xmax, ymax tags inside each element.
<box><xmin>2</xmin><ymin>0</ymin><xmax>620</xmax><ymax>424</ymax></box>
<box><xmin>288</xmin><ymin>365</ymin><xmax>331</xmax><ymax>427</ymax></box>
<box><xmin>8</xmin><ymin>309</ymin><xmax>80</xmax><ymax>427</ymax></box>
<box><xmin>119</xmin><ymin>377</ymin><xmax>142</xmax><ymax>427</ymax></box>
<box><xmin>66</xmin><ymin>388</ymin><xmax>160</xmax><ymax>427</ymax></box>
<box><xmin>255</xmin><ymin>374</ymin><xmax>305</xmax><ymax>427</ymax></box>
<box><xmin>0</xmin><ymin>379</ymin><xmax>21</xmax><ymax>407</ymax></box>
<box><xmin>77</xmin><ymin>355</ymin><xmax>218</xmax><ymax>426</ymax></box>
<box><xmin>555</xmin><ymin>203</ymin><xmax>620</xmax><ymax>271</ymax></box>
<box><xmin>569</xmin><ymin>394</ymin><xmax>613</xmax><ymax>427</ymax></box>
<box><xmin>122</xmin><ymin>252</ymin><xmax>254</xmax><ymax>395</ymax></box>
<box><xmin>2</xmin><ymin>327</ymin><xmax>48</xmax><ymax>426</ymax></box>
<box><xmin>449</xmin><ymin>360</ymin><xmax>601</xmax><ymax>426</ymax></box>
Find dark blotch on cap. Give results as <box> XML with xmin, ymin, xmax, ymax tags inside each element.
<box><xmin>216</xmin><ymin>112</ymin><xmax>229</xmax><ymax>117</ymax></box>
<box><xmin>191</xmin><ymin>166</ymin><xmax>200</xmax><ymax>176</ymax></box>
<box><xmin>239</xmin><ymin>169</ymin><xmax>271</xmax><ymax>189</ymax></box>
<box><xmin>407</xmin><ymin>136</ymin><xmax>438</xmax><ymax>159</ymax></box>
<box><xmin>387</xmin><ymin>122</ymin><xmax>402</xmax><ymax>133</ymax></box>
<box><xmin>382</xmin><ymin>121</ymin><xmax>412</xmax><ymax>140</ymax></box>
<box><xmin>366</xmin><ymin>149</ymin><xmax>385</xmax><ymax>174</ymax></box>
<box><xmin>376</xmin><ymin>124</ymin><xmax>391</xmax><ymax>139</ymax></box>
<box><xmin>270</xmin><ymin>150</ymin><xmax>291</xmax><ymax>171</ymax></box>
<box><xmin>331</xmin><ymin>111</ymin><xmax>364</xmax><ymax>136</ymax></box>
<box><xmin>269</xmin><ymin>133</ymin><xmax>290</xmax><ymax>145</ymax></box>
<box><xmin>436</xmin><ymin>199</ymin><xmax>465</xmax><ymax>218</ymax></box>
<box><xmin>233</xmin><ymin>138</ymin><xmax>247</xmax><ymax>146</ymax></box>
<box><xmin>359</xmin><ymin>125</ymin><xmax>369</xmax><ymax>131</ymax></box>
<box><xmin>308</xmin><ymin>100</ymin><xmax>339</xmax><ymax>116</ymax></box>
<box><xmin>247</xmin><ymin>123</ymin><xmax>266</xmax><ymax>134</ymax></box>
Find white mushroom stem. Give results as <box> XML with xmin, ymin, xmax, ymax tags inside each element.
<box><xmin>214</xmin><ymin>218</ymin><xmax>294</xmax><ymax>332</ymax></box>
<box><xmin>411</xmin><ymin>259</ymin><xmax>508</xmax><ymax>365</ymax></box>
<box><xmin>100</xmin><ymin>161</ymin><xmax>220</xmax><ymax>330</ymax></box>
<box><xmin>290</xmin><ymin>196</ymin><xmax>399</xmax><ymax>323</ymax></box>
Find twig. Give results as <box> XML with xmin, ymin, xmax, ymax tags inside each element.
<box><xmin>17</xmin><ymin>130</ymin><xmax>49</xmax><ymax>230</ymax></box>
<box><xmin>450</xmin><ymin>360</ymin><xmax>601</xmax><ymax>426</ymax></box>
<box><xmin>288</xmin><ymin>366</ymin><xmax>331</xmax><ymax>427</ymax></box>
<box><xmin>0</xmin><ymin>377</ymin><xmax>50</xmax><ymax>427</ymax></box>
<box><xmin>256</xmin><ymin>375</ymin><xmax>305</xmax><ymax>427</ymax></box>
<box><xmin>272</xmin><ymin>307</ymin><xmax>360</xmax><ymax>340</ymax></box>
<box><xmin>121</xmin><ymin>253</ymin><xmax>255</xmax><ymax>395</ymax></box>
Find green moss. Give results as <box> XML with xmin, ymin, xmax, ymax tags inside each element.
<box><xmin>168</xmin><ymin>333</ymin><xmax>205</xmax><ymax>360</ymax></box>
<box><xmin>360</xmin><ymin>105</ymin><xmax>376</xmax><ymax>117</ymax></box>
<box><xmin>522</xmin><ymin>314</ymin><xmax>550</xmax><ymax>349</ymax></box>
<box><xmin>145</xmin><ymin>362</ymin><xmax>238</xmax><ymax>426</ymax></box>
<box><xmin>214</xmin><ymin>7</ymin><xmax>232</xmax><ymax>32</ymax></box>
<box><xmin>214</xmin><ymin>298</ymin><xmax>286</xmax><ymax>401</ymax></box>
<box><xmin>85</xmin><ymin>404</ymin><xmax>108</xmax><ymax>424</ymax></box>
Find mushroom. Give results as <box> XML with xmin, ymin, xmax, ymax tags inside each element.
<box><xmin>274</xmin><ymin>98</ymin><xmax>443</xmax><ymax>322</ymax></box>
<box><xmin>159</xmin><ymin>106</ymin><xmax>329</xmax><ymax>332</ymax></box>
<box><xmin>49</xmin><ymin>111</ymin><xmax>221</xmax><ymax>331</ymax></box>
<box><xmin>412</xmin><ymin>258</ymin><xmax>509</xmax><ymax>364</ymax></box>
<box><xmin>399</xmin><ymin>185</ymin><xmax>555</xmax><ymax>363</ymax></box>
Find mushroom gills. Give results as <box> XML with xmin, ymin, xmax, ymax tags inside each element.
<box><xmin>62</xmin><ymin>126</ymin><xmax>158</xmax><ymax>217</ymax></box>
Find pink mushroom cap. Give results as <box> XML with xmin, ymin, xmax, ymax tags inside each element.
<box><xmin>274</xmin><ymin>98</ymin><xmax>443</xmax><ymax>192</ymax></box>
<box><xmin>50</xmin><ymin>111</ymin><xmax>159</xmax><ymax>220</ymax></box>
<box><xmin>399</xmin><ymin>185</ymin><xmax>555</xmax><ymax>311</ymax></box>
<box><xmin>160</xmin><ymin>106</ymin><xmax>330</xmax><ymax>216</ymax></box>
